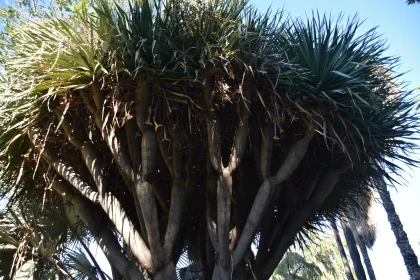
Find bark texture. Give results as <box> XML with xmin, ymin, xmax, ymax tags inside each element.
<box><xmin>355</xmin><ymin>237</ymin><xmax>376</xmax><ymax>280</ymax></box>
<box><xmin>379</xmin><ymin>182</ymin><xmax>420</xmax><ymax>280</ymax></box>
<box><xmin>24</xmin><ymin>77</ymin><xmax>357</xmax><ymax>280</ymax></box>
<box><xmin>342</xmin><ymin>219</ymin><xmax>367</xmax><ymax>280</ymax></box>
<box><xmin>332</xmin><ymin>220</ymin><xmax>355</xmax><ymax>280</ymax></box>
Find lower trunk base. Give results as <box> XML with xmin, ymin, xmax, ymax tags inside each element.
<box><xmin>154</xmin><ymin>262</ymin><xmax>177</xmax><ymax>280</ymax></box>
<box><xmin>212</xmin><ymin>262</ymin><xmax>232</xmax><ymax>280</ymax></box>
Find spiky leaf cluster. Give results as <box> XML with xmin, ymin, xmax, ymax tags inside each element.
<box><xmin>0</xmin><ymin>0</ymin><xmax>418</xmax><ymax>278</ymax></box>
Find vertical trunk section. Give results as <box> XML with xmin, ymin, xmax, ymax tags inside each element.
<box><xmin>331</xmin><ymin>220</ymin><xmax>355</xmax><ymax>280</ymax></box>
<box><xmin>378</xmin><ymin>182</ymin><xmax>420</xmax><ymax>280</ymax></box>
<box><xmin>342</xmin><ymin>220</ymin><xmax>366</xmax><ymax>280</ymax></box>
<box><xmin>355</xmin><ymin>237</ymin><xmax>376</xmax><ymax>280</ymax></box>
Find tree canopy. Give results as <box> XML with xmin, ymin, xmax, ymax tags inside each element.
<box><xmin>0</xmin><ymin>0</ymin><xmax>418</xmax><ymax>279</ymax></box>
<box><xmin>407</xmin><ymin>0</ymin><xmax>420</xmax><ymax>5</ymax></box>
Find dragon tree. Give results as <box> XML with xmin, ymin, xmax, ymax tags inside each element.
<box><xmin>0</xmin><ymin>0</ymin><xmax>418</xmax><ymax>279</ymax></box>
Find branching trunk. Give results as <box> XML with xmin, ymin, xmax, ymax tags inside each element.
<box><xmin>51</xmin><ymin>180</ymin><xmax>144</xmax><ymax>280</ymax></box>
<box><xmin>163</xmin><ymin>131</ymin><xmax>185</xmax><ymax>262</ymax></box>
<box><xmin>233</xmin><ymin>128</ymin><xmax>315</xmax><ymax>267</ymax></box>
<box><xmin>29</xmin><ymin>124</ymin><xmax>154</xmax><ymax>271</ymax></box>
<box><xmin>24</xmin><ymin>70</ymin><xmax>366</xmax><ymax>280</ymax></box>
<box><xmin>260</xmin><ymin>160</ymin><xmax>351</xmax><ymax>280</ymax></box>
<box><xmin>134</xmin><ymin>80</ymin><xmax>178</xmax><ymax>279</ymax></box>
<box><xmin>203</xmin><ymin>73</ymin><xmax>255</xmax><ymax>279</ymax></box>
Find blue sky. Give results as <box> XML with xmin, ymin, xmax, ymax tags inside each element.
<box><xmin>248</xmin><ymin>0</ymin><xmax>420</xmax><ymax>279</ymax></box>
<box><xmin>1</xmin><ymin>0</ymin><xmax>420</xmax><ymax>279</ymax></box>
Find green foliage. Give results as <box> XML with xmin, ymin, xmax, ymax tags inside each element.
<box><xmin>1</xmin><ymin>0</ymin><xmax>416</xmax><ymax>197</ymax></box>
<box><xmin>273</xmin><ymin>251</ymin><xmax>322</xmax><ymax>280</ymax></box>
<box><xmin>0</xmin><ymin>0</ymin><xmax>418</xmax><ymax>278</ymax></box>
<box><xmin>272</xmin><ymin>235</ymin><xmax>347</xmax><ymax>280</ymax></box>
<box><xmin>0</xmin><ymin>200</ymin><xmax>109</xmax><ymax>279</ymax></box>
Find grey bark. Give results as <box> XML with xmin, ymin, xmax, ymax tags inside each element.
<box><xmin>341</xmin><ymin>220</ymin><xmax>366</xmax><ymax>280</ymax></box>
<box><xmin>378</xmin><ymin>181</ymin><xmax>420</xmax><ymax>280</ymax></box>
<box><xmin>355</xmin><ymin>236</ymin><xmax>376</xmax><ymax>280</ymax></box>
<box><xmin>52</xmin><ymin>180</ymin><xmax>144</xmax><ymax>280</ymax></box>
<box><xmin>233</xmin><ymin>129</ymin><xmax>315</xmax><ymax>267</ymax></box>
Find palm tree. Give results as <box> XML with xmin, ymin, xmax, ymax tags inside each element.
<box><xmin>0</xmin><ymin>200</ymin><xmax>109</xmax><ymax>279</ymax></box>
<box><xmin>0</xmin><ymin>0</ymin><xmax>418</xmax><ymax>279</ymax></box>
<box><xmin>331</xmin><ymin>220</ymin><xmax>355</xmax><ymax>280</ymax></box>
<box><xmin>378</xmin><ymin>180</ymin><xmax>420</xmax><ymax>280</ymax></box>
<box><xmin>349</xmin><ymin>194</ymin><xmax>377</xmax><ymax>280</ymax></box>
<box><xmin>341</xmin><ymin>219</ymin><xmax>367</xmax><ymax>280</ymax></box>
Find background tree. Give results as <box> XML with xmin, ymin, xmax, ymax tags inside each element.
<box><xmin>0</xmin><ymin>199</ymin><xmax>109</xmax><ymax>279</ymax></box>
<box><xmin>331</xmin><ymin>220</ymin><xmax>355</xmax><ymax>280</ymax></box>
<box><xmin>378</xmin><ymin>180</ymin><xmax>420</xmax><ymax>280</ymax></box>
<box><xmin>341</xmin><ymin>219</ymin><xmax>367</xmax><ymax>280</ymax></box>
<box><xmin>0</xmin><ymin>0</ymin><xmax>418</xmax><ymax>279</ymax></box>
<box><xmin>272</xmin><ymin>251</ymin><xmax>323</xmax><ymax>280</ymax></box>
<box><xmin>348</xmin><ymin>192</ymin><xmax>377</xmax><ymax>280</ymax></box>
<box><xmin>272</xmin><ymin>233</ymin><xmax>349</xmax><ymax>280</ymax></box>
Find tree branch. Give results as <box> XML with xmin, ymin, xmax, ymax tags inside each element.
<box><xmin>125</xmin><ymin>117</ymin><xmax>142</xmax><ymax>172</ymax></box>
<box><xmin>89</xmin><ymin>83</ymin><xmax>136</xmax><ymax>185</ymax></box>
<box><xmin>233</xmin><ymin>129</ymin><xmax>315</xmax><ymax>266</ymax></box>
<box><xmin>52</xmin><ymin>180</ymin><xmax>145</xmax><ymax>280</ymax></box>
<box><xmin>206</xmin><ymin>154</ymin><xmax>219</xmax><ymax>252</ymax></box>
<box><xmin>203</xmin><ymin>75</ymin><xmax>222</xmax><ymax>172</ymax></box>
<box><xmin>260</xmin><ymin>125</ymin><xmax>274</xmax><ymax>180</ymax></box>
<box><xmin>216</xmin><ymin>169</ymin><xmax>233</xmax><ymax>270</ymax></box>
<box><xmin>157</xmin><ymin>127</ymin><xmax>174</xmax><ymax>177</ymax></box>
<box><xmin>134</xmin><ymin>80</ymin><xmax>165</xmax><ymax>269</ymax></box>
<box><xmin>228</xmin><ymin>76</ymin><xmax>253</xmax><ymax>172</ymax></box>
<box><xmin>28</xmin><ymin>127</ymin><xmax>98</xmax><ymax>202</ymax></box>
<box><xmin>163</xmin><ymin>131</ymin><xmax>185</xmax><ymax>262</ymax></box>
<box><xmin>203</xmin><ymin>74</ymin><xmax>231</xmax><ymax>273</ymax></box>
<box><xmin>261</xmin><ymin>160</ymin><xmax>351</xmax><ymax>279</ymax></box>
<box><xmin>29</xmin><ymin>128</ymin><xmax>153</xmax><ymax>271</ymax></box>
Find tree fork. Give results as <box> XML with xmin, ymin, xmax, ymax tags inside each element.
<box><xmin>56</xmin><ymin>106</ymin><xmax>149</xmax><ymax>249</ymax></box>
<box><xmin>261</xmin><ymin>160</ymin><xmax>352</xmax><ymax>279</ymax></box>
<box><xmin>163</xmin><ymin>131</ymin><xmax>185</xmax><ymax>262</ymax></box>
<box><xmin>135</xmin><ymin>80</ymin><xmax>177</xmax><ymax>277</ymax></box>
<box><xmin>233</xmin><ymin>128</ymin><xmax>315</xmax><ymax>266</ymax></box>
<box><xmin>90</xmin><ymin>83</ymin><xmax>136</xmax><ymax>185</ymax></box>
<box><xmin>51</xmin><ymin>179</ymin><xmax>145</xmax><ymax>280</ymax></box>
<box><xmin>28</xmin><ymin>127</ymin><xmax>153</xmax><ymax>272</ymax></box>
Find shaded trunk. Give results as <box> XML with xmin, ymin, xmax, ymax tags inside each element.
<box><xmin>341</xmin><ymin>220</ymin><xmax>366</xmax><ymax>280</ymax></box>
<box><xmin>379</xmin><ymin>182</ymin><xmax>420</xmax><ymax>280</ymax></box>
<box><xmin>331</xmin><ymin>220</ymin><xmax>355</xmax><ymax>280</ymax></box>
<box><xmin>110</xmin><ymin>265</ymin><xmax>123</xmax><ymax>280</ymax></box>
<box><xmin>355</xmin><ymin>237</ymin><xmax>376</xmax><ymax>280</ymax></box>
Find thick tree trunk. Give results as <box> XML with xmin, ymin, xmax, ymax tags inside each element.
<box><xmin>379</xmin><ymin>182</ymin><xmax>420</xmax><ymax>280</ymax></box>
<box><xmin>342</xmin><ymin>220</ymin><xmax>366</xmax><ymax>280</ymax></box>
<box><xmin>27</xmin><ymin>73</ymin><xmax>357</xmax><ymax>280</ymax></box>
<box><xmin>51</xmin><ymin>180</ymin><xmax>145</xmax><ymax>280</ymax></box>
<box><xmin>331</xmin><ymin>220</ymin><xmax>355</xmax><ymax>280</ymax></box>
<box><xmin>110</xmin><ymin>265</ymin><xmax>123</xmax><ymax>280</ymax></box>
<box><xmin>355</xmin><ymin>237</ymin><xmax>376</xmax><ymax>280</ymax></box>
